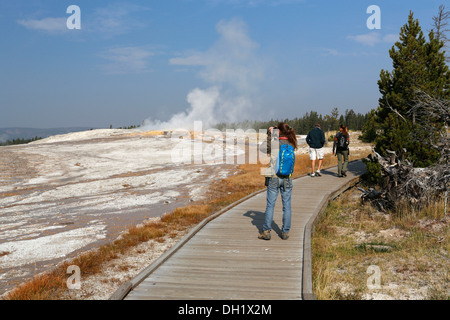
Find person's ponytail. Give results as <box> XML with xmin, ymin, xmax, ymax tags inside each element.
<box><xmin>340</xmin><ymin>124</ymin><xmax>349</xmax><ymax>136</ymax></box>
<box><xmin>277</xmin><ymin>122</ymin><xmax>298</xmax><ymax>150</ymax></box>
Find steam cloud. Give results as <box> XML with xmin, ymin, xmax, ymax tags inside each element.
<box><xmin>143</xmin><ymin>18</ymin><xmax>264</xmax><ymax>130</ymax></box>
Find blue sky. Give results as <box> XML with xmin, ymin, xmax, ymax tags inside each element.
<box><xmin>0</xmin><ymin>0</ymin><xmax>444</xmax><ymax>129</ymax></box>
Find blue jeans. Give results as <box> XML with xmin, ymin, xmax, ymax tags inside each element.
<box><xmin>263</xmin><ymin>177</ymin><xmax>293</xmax><ymax>233</ymax></box>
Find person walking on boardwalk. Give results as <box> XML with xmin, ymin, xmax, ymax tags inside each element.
<box><xmin>259</xmin><ymin>122</ymin><xmax>298</xmax><ymax>241</ymax></box>
<box><xmin>306</xmin><ymin>122</ymin><xmax>325</xmax><ymax>177</ymax></box>
<box><xmin>333</xmin><ymin>124</ymin><xmax>350</xmax><ymax>177</ymax></box>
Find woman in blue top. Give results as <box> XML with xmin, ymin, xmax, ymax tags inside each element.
<box><xmin>259</xmin><ymin>122</ymin><xmax>298</xmax><ymax>241</ymax></box>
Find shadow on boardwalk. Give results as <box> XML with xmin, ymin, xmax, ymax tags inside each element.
<box><xmin>243</xmin><ymin>210</ymin><xmax>283</xmax><ymax>238</ymax></box>
<box><xmin>319</xmin><ymin>160</ymin><xmax>366</xmax><ymax>177</ymax></box>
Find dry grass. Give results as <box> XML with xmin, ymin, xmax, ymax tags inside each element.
<box><xmin>3</xmin><ymin>143</ymin><xmax>371</xmax><ymax>300</ymax></box>
<box><xmin>4</xmin><ymin>273</ymin><xmax>68</xmax><ymax>300</ymax></box>
<box><xmin>160</xmin><ymin>205</ymin><xmax>212</xmax><ymax>228</ymax></box>
<box><xmin>312</xmin><ymin>188</ymin><xmax>449</xmax><ymax>300</ymax></box>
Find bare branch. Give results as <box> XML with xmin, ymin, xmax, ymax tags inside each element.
<box><xmin>385</xmin><ymin>97</ymin><xmax>408</xmax><ymax>123</ymax></box>
<box><xmin>431</xmin><ymin>4</ymin><xmax>450</xmax><ymax>62</ymax></box>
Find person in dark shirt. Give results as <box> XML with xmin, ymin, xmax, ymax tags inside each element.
<box><xmin>332</xmin><ymin>124</ymin><xmax>350</xmax><ymax>177</ymax></box>
<box><xmin>306</xmin><ymin>123</ymin><xmax>326</xmax><ymax>177</ymax></box>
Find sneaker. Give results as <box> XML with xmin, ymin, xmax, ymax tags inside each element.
<box><xmin>316</xmin><ymin>170</ymin><xmax>321</xmax><ymax>177</ymax></box>
<box><xmin>258</xmin><ymin>230</ymin><xmax>271</xmax><ymax>240</ymax></box>
<box><xmin>310</xmin><ymin>172</ymin><xmax>316</xmax><ymax>177</ymax></box>
<box><xmin>281</xmin><ymin>232</ymin><xmax>289</xmax><ymax>240</ymax></box>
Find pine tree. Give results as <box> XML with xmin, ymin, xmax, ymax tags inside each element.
<box><xmin>360</xmin><ymin>109</ymin><xmax>378</xmax><ymax>142</ymax></box>
<box><xmin>374</xmin><ymin>11</ymin><xmax>450</xmax><ymax>167</ymax></box>
<box><xmin>330</xmin><ymin>107</ymin><xmax>339</xmax><ymax>130</ymax></box>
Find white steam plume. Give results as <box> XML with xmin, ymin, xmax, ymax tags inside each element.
<box><xmin>143</xmin><ymin>18</ymin><xmax>264</xmax><ymax>130</ymax></box>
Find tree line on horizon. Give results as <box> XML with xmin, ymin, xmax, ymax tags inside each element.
<box><xmin>216</xmin><ymin>107</ymin><xmax>370</xmax><ymax>135</ymax></box>
<box><xmin>0</xmin><ymin>136</ymin><xmax>43</xmax><ymax>146</ymax></box>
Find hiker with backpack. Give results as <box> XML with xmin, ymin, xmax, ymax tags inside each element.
<box><xmin>259</xmin><ymin>123</ymin><xmax>297</xmax><ymax>241</ymax></box>
<box><xmin>306</xmin><ymin>123</ymin><xmax>326</xmax><ymax>177</ymax></box>
<box><xmin>333</xmin><ymin>124</ymin><xmax>350</xmax><ymax>177</ymax></box>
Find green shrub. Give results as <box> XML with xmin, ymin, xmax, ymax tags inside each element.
<box><xmin>362</xmin><ymin>155</ymin><xmax>382</xmax><ymax>185</ymax></box>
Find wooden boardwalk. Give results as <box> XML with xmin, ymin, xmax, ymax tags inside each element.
<box><xmin>113</xmin><ymin>161</ymin><xmax>366</xmax><ymax>300</ymax></box>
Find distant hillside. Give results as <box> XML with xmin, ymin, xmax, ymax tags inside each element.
<box><xmin>0</xmin><ymin>127</ymin><xmax>96</xmax><ymax>143</ymax></box>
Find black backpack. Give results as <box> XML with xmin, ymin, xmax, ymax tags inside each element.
<box><xmin>337</xmin><ymin>133</ymin><xmax>348</xmax><ymax>150</ymax></box>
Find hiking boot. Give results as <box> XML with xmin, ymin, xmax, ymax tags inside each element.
<box><xmin>258</xmin><ymin>230</ymin><xmax>271</xmax><ymax>240</ymax></box>
<box><xmin>316</xmin><ymin>170</ymin><xmax>322</xmax><ymax>177</ymax></box>
<box><xmin>342</xmin><ymin>171</ymin><xmax>347</xmax><ymax>177</ymax></box>
<box><xmin>281</xmin><ymin>232</ymin><xmax>289</xmax><ymax>240</ymax></box>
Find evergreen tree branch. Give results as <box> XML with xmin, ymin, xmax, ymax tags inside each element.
<box><xmin>384</xmin><ymin>97</ymin><xmax>408</xmax><ymax>124</ymax></box>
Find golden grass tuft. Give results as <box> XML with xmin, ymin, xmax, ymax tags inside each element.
<box><xmin>161</xmin><ymin>205</ymin><xmax>212</xmax><ymax>227</ymax></box>
<box><xmin>5</xmin><ymin>273</ymin><xmax>67</xmax><ymax>300</ymax></box>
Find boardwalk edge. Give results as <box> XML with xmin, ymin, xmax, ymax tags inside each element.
<box><xmin>301</xmin><ymin>166</ymin><xmax>362</xmax><ymax>300</ymax></box>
